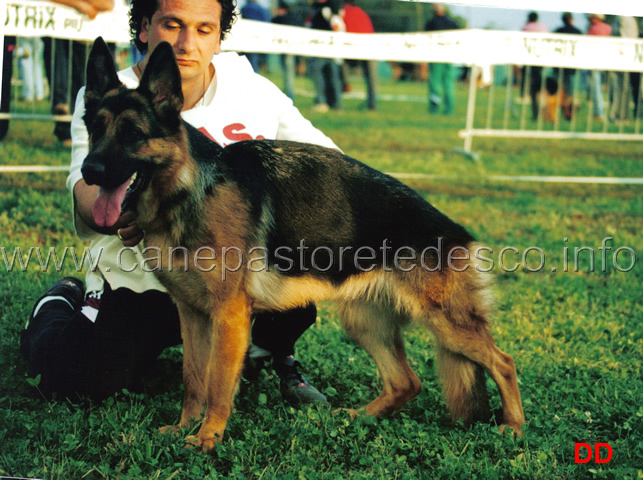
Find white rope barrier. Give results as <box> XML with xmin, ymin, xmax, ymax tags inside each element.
<box><xmin>391</xmin><ymin>173</ymin><xmax>643</xmax><ymax>185</ymax></box>
<box><xmin>2</xmin><ymin>166</ymin><xmax>641</xmax><ymax>186</ymax></box>
<box><xmin>0</xmin><ymin>165</ymin><xmax>69</xmax><ymax>172</ymax></box>
<box><xmin>3</xmin><ymin>1</ymin><xmax>643</xmax><ymax>70</ymax></box>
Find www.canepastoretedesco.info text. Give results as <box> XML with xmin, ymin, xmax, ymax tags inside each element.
<box><xmin>1</xmin><ymin>237</ymin><xmax>636</xmax><ymax>276</ymax></box>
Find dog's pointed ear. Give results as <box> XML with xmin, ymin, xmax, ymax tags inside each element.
<box><xmin>85</xmin><ymin>37</ymin><xmax>122</xmax><ymax>99</ymax></box>
<box><xmin>84</xmin><ymin>37</ymin><xmax>123</xmax><ymax>126</ymax></box>
<box><xmin>139</xmin><ymin>42</ymin><xmax>184</xmax><ymax>124</ymax></box>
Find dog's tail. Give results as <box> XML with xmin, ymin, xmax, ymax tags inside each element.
<box><xmin>435</xmin><ymin>346</ymin><xmax>490</xmax><ymax>424</ymax></box>
<box><xmin>433</xmin><ymin>244</ymin><xmax>494</xmax><ymax>424</ymax></box>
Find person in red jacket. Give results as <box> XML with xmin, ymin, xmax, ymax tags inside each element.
<box><xmin>341</xmin><ymin>0</ymin><xmax>377</xmax><ymax>110</ymax></box>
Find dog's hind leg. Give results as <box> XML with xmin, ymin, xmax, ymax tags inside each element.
<box><xmin>339</xmin><ymin>301</ymin><xmax>422</xmax><ymax>417</ymax></box>
<box><xmin>189</xmin><ymin>290</ymin><xmax>252</xmax><ymax>453</ymax></box>
<box><xmin>417</xmin><ymin>262</ymin><xmax>524</xmax><ymax>434</ymax></box>
<box><xmin>430</xmin><ymin>311</ymin><xmax>524</xmax><ymax>435</ymax></box>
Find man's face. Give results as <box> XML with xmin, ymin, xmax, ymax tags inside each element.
<box><xmin>139</xmin><ymin>0</ymin><xmax>222</xmax><ymax>82</ymax></box>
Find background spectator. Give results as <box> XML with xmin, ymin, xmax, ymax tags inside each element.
<box><xmin>586</xmin><ymin>13</ymin><xmax>612</xmax><ymax>122</ymax></box>
<box><xmin>632</xmin><ymin>29</ymin><xmax>643</xmax><ymax>119</ymax></box>
<box><xmin>17</xmin><ymin>38</ymin><xmax>46</xmax><ymax>102</ymax></box>
<box><xmin>341</xmin><ymin>0</ymin><xmax>377</xmax><ymax>110</ymax></box>
<box><xmin>554</xmin><ymin>12</ymin><xmax>581</xmax><ymax>120</ymax></box>
<box><xmin>520</xmin><ymin>11</ymin><xmax>548</xmax><ymax>120</ymax></box>
<box><xmin>240</xmin><ymin>0</ymin><xmax>271</xmax><ymax>73</ymax></box>
<box><xmin>272</xmin><ymin>1</ymin><xmax>303</xmax><ymax>101</ymax></box>
<box><xmin>308</xmin><ymin>0</ymin><xmax>344</xmax><ymax>112</ymax></box>
<box><xmin>42</xmin><ymin>38</ymin><xmax>88</xmax><ymax>145</ymax></box>
<box><xmin>609</xmin><ymin>16</ymin><xmax>639</xmax><ymax>122</ymax></box>
<box><xmin>425</xmin><ymin>3</ymin><xmax>459</xmax><ymax>115</ymax></box>
<box><xmin>0</xmin><ymin>37</ymin><xmax>16</xmax><ymax>141</ymax></box>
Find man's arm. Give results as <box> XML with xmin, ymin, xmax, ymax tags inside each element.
<box><xmin>256</xmin><ymin>75</ymin><xmax>339</xmax><ymax>149</ymax></box>
<box><xmin>49</xmin><ymin>0</ymin><xmax>114</xmax><ymax>20</ymax></box>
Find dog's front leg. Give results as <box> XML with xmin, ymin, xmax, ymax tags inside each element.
<box><xmin>179</xmin><ymin>302</ymin><xmax>213</xmax><ymax>427</ymax></box>
<box><xmin>187</xmin><ymin>290</ymin><xmax>252</xmax><ymax>453</ymax></box>
<box><xmin>160</xmin><ymin>302</ymin><xmax>213</xmax><ymax>435</ymax></box>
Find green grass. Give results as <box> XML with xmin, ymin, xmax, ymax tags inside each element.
<box><xmin>1</xmin><ymin>72</ymin><xmax>642</xmax><ymax>479</ymax></box>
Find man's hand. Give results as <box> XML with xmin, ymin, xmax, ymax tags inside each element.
<box><xmin>74</xmin><ymin>179</ymin><xmax>144</xmax><ymax>247</ymax></box>
<box><xmin>50</xmin><ymin>0</ymin><xmax>114</xmax><ymax>20</ymax></box>
<box><xmin>115</xmin><ymin>211</ymin><xmax>145</xmax><ymax>247</ymax></box>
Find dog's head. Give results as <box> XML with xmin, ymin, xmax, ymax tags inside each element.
<box><xmin>81</xmin><ymin>37</ymin><xmax>184</xmax><ymax>228</ymax></box>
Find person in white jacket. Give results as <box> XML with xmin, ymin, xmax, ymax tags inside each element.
<box><xmin>608</xmin><ymin>16</ymin><xmax>639</xmax><ymax>122</ymax></box>
<box><xmin>21</xmin><ymin>0</ymin><xmax>336</xmax><ymax>406</ymax></box>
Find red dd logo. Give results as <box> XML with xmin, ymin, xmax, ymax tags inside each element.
<box><xmin>574</xmin><ymin>443</ymin><xmax>613</xmax><ymax>463</ymax></box>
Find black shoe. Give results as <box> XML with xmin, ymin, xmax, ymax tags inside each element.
<box><xmin>273</xmin><ymin>356</ymin><xmax>328</xmax><ymax>406</ymax></box>
<box><xmin>21</xmin><ymin>277</ymin><xmax>85</xmax><ymax>360</ymax></box>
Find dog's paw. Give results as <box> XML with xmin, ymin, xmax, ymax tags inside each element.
<box><xmin>185</xmin><ymin>434</ymin><xmax>220</xmax><ymax>453</ymax></box>
<box><xmin>159</xmin><ymin>425</ymin><xmax>181</xmax><ymax>435</ymax></box>
<box><xmin>332</xmin><ymin>407</ymin><xmax>362</xmax><ymax>420</ymax></box>
<box><xmin>184</xmin><ymin>434</ymin><xmax>200</xmax><ymax>449</ymax></box>
<box><xmin>499</xmin><ymin>423</ymin><xmax>523</xmax><ymax>437</ymax></box>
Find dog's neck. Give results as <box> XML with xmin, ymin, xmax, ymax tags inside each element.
<box><xmin>137</xmin><ymin>123</ymin><xmax>223</xmax><ymax>248</ymax></box>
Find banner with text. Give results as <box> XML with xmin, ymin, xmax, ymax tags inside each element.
<box><xmin>3</xmin><ymin>0</ymin><xmax>131</xmax><ymax>43</ymax></box>
<box><xmin>2</xmin><ymin>0</ymin><xmax>643</xmax><ymax>71</ymax></box>
<box><xmin>399</xmin><ymin>0</ymin><xmax>643</xmax><ymax>17</ymax></box>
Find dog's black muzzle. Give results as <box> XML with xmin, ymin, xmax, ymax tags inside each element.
<box><xmin>81</xmin><ymin>153</ymin><xmax>136</xmax><ymax>189</ymax></box>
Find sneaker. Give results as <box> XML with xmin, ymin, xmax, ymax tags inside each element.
<box><xmin>25</xmin><ymin>277</ymin><xmax>85</xmax><ymax>330</ymax></box>
<box><xmin>21</xmin><ymin>277</ymin><xmax>84</xmax><ymax>361</ymax></box>
<box><xmin>311</xmin><ymin>103</ymin><xmax>330</xmax><ymax>113</ymax></box>
<box><xmin>273</xmin><ymin>356</ymin><xmax>328</xmax><ymax>406</ymax></box>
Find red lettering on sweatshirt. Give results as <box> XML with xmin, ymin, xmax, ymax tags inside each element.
<box><xmin>198</xmin><ymin>127</ymin><xmax>218</xmax><ymax>143</ymax></box>
<box><xmin>199</xmin><ymin>124</ymin><xmax>265</xmax><ymax>147</ymax></box>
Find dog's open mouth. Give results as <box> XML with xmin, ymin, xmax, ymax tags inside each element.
<box><xmin>92</xmin><ymin>171</ymin><xmax>145</xmax><ymax>228</ymax></box>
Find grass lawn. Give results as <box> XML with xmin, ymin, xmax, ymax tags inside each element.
<box><xmin>0</xmin><ymin>68</ymin><xmax>641</xmax><ymax>479</ymax></box>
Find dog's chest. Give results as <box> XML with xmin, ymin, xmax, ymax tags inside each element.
<box><xmin>142</xmin><ymin>236</ymin><xmax>208</xmax><ymax>288</ymax></box>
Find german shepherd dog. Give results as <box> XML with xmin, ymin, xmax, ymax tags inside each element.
<box><xmin>81</xmin><ymin>38</ymin><xmax>524</xmax><ymax>452</ymax></box>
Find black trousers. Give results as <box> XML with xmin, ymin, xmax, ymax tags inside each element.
<box><xmin>521</xmin><ymin>65</ymin><xmax>544</xmax><ymax>120</ymax></box>
<box><xmin>22</xmin><ymin>282</ymin><xmax>316</xmax><ymax>401</ymax></box>
<box><xmin>0</xmin><ymin>36</ymin><xmax>16</xmax><ymax>141</ymax></box>
<box><xmin>42</xmin><ymin>38</ymin><xmax>87</xmax><ymax>141</ymax></box>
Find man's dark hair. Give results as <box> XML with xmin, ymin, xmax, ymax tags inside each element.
<box><xmin>527</xmin><ymin>12</ymin><xmax>538</xmax><ymax>23</ymax></box>
<box><xmin>129</xmin><ymin>0</ymin><xmax>238</xmax><ymax>53</ymax></box>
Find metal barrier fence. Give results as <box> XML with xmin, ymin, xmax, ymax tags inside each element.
<box><xmin>1</xmin><ymin>36</ymin><xmax>92</xmax><ymax>125</ymax></box>
<box><xmin>460</xmin><ymin>63</ymin><xmax>643</xmax><ymax>153</ymax></box>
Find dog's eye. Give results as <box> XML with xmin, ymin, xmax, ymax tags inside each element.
<box><xmin>122</xmin><ymin>127</ymin><xmax>145</xmax><ymax>145</ymax></box>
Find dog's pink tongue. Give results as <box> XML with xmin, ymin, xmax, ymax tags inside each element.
<box><xmin>92</xmin><ymin>180</ymin><xmax>130</xmax><ymax>228</ymax></box>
